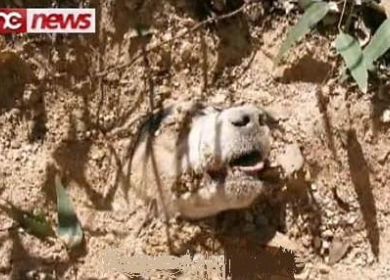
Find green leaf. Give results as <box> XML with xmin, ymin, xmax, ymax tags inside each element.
<box><xmin>298</xmin><ymin>0</ymin><xmax>316</xmax><ymax>10</ymax></box>
<box><xmin>0</xmin><ymin>200</ymin><xmax>54</xmax><ymax>239</ymax></box>
<box><xmin>363</xmin><ymin>18</ymin><xmax>390</xmax><ymax>71</ymax></box>
<box><xmin>21</xmin><ymin>211</ymin><xmax>54</xmax><ymax>239</ymax></box>
<box><xmin>335</xmin><ymin>32</ymin><xmax>368</xmax><ymax>93</ymax></box>
<box><xmin>275</xmin><ymin>1</ymin><xmax>330</xmax><ymax>64</ymax></box>
<box><xmin>55</xmin><ymin>174</ymin><xmax>83</xmax><ymax>249</ymax></box>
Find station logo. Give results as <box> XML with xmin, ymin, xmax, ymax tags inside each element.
<box><xmin>0</xmin><ymin>8</ymin><xmax>95</xmax><ymax>34</ymax></box>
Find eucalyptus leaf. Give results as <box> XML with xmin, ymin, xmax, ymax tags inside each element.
<box><xmin>55</xmin><ymin>174</ymin><xmax>83</xmax><ymax>249</ymax></box>
<box><xmin>335</xmin><ymin>32</ymin><xmax>368</xmax><ymax>93</ymax></box>
<box><xmin>275</xmin><ymin>1</ymin><xmax>330</xmax><ymax>64</ymax></box>
<box><xmin>363</xmin><ymin>18</ymin><xmax>390</xmax><ymax>70</ymax></box>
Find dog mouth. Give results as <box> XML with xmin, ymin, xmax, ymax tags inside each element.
<box><xmin>229</xmin><ymin>150</ymin><xmax>265</xmax><ymax>174</ymax></box>
<box><xmin>207</xmin><ymin>150</ymin><xmax>266</xmax><ymax>180</ymax></box>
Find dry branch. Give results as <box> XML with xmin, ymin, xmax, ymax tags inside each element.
<box><xmin>96</xmin><ymin>2</ymin><xmax>254</xmax><ymax>77</ymax></box>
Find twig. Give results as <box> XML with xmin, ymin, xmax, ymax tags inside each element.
<box><xmin>345</xmin><ymin>0</ymin><xmax>355</xmax><ymax>32</ymax></box>
<box><xmin>96</xmin><ymin>3</ymin><xmax>252</xmax><ymax>77</ymax></box>
<box><xmin>134</xmin><ymin>200</ymin><xmax>156</xmax><ymax>237</ymax></box>
<box><xmin>338</xmin><ymin>0</ymin><xmax>348</xmax><ymax>32</ymax></box>
<box><xmin>96</xmin><ymin>0</ymin><xmax>106</xmax><ymax>131</ymax></box>
<box><xmin>139</xmin><ymin>28</ymin><xmax>155</xmax><ymax>112</ymax></box>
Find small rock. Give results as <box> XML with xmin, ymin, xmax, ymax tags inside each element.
<box><xmin>283</xmin><ymin>1</ymin><xmax>295</xmax><ymax>14</ymax></box>
<box><xmin>158</xmin><ymin>86</ymin><xmax>170</xmax><ymax>97</ymax></box>
<box><xmin>278</xmin><ymin>143</ymin><xmax>304</xmax><ymax>176</ymax></box>
<box><xmin>347</xmin><ymin>214</ymin><xmax>358</xmax><ymax>225</ymax></box>
<box><xmin>322</xmin><ymin>229</ymin><xmax>333</xmax><ymax>238</ymax></box>
<box><xmin>180</xmin><ymin>41</ymin><xmax>192</xmax><ymax>63</ymax></box>
<box><xmin>268</xmin><ymin>232</ymin><xmax>300</xmax><ymax>252</ymax></box>
<box><xmin>322</xmin><ymin>240</ymin><xmax>330</xmax><ymax>250</ymax></box>
<box><xmin>23</xmin><ymin>87</ymin><xmax>40</xmax><ymax>105</ymax></box>
<box><xmin>381</xmin><ymin>109</ymin><xmax>390</xmax><ymax>123</ymax></box>
<box><xmin>302</xmin><ymin>235</ymin><xmax>312</xmax><ymax>248</ymax></box>
<box><xmin>11</xmin><ymin>141</ymin><xmax>21</xmax><ymax>149</ymax></box>
<box><xmin>106</xmin><ymin>72</ymin><xmax>120</xmax><ymax>82</ymax></box>
<box><xmin>328</xmin><ymin>238</ymin><xmax>350</xmax><ymax>265</ymax></box>
<box><xmin>318</xmin><ymin>263</ymin><xmax>330</xmax><ymax>274</ymax></box>
<box><xmin>367</xmin><ymin>253</ymin><xmax>375</xmax><ymax>265</ymax></box>
<box><xmin>92</xmin><ymin>149</ymin><xmax>105</xmax><ymax>161</ymax></box>
<box><xmin>245</xmin><ymin>3</ymin><xmax>264</xmax><ymax>22</ymax></box>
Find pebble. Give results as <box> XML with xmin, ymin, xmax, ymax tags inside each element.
<box><xmin>106</xmin><ymin>72</ymin><xmax>120</xmax><ymax>82</ymax></box>
<box><xmin>91</xmin><ymin>150</ymin><xmax>105</xmax><ymax>161</ymax></box>
<box><xmin>302</xmin><ymin>235</ymin><xmax>312</xmax><ymax>248</ymax></box>
<box><xmin>23</xmin><ymin>88</ymin><xmax>40</xmax><ymax>104</ymax></box>
<box><xmin>381</xmin><ymin>109</ymin><xmax>390</xmax><ymax>123</ymax></box>
<box><xmin>277</xmin><ymin>143</ymin><xmax>304</xmax><ymax>176</ymax></box>
<box><xmin>367</xmin><ymin>253</ymin><xmax>375</xmax><ymax>265</ymax></box>
<box><xmin>329</xmin><ymin>238</ymin><xmax>350</xmax><ymax>265</ymax></box>
<box><xmin>180</xmin><ymin>41</ymin><xmax>192</xmax><ymax>62</ymax></box>
<box><xmin>347</xmin><ymin>215</ymin><xmax>358</xmax><ymax>225</ymax></box>
<box><xmin>322</xmin><ymin>229</ymin><xmax>333</xmax><ymax>238</ymax></box>
<box><xmin>11</xmin><ymin>141</ymin><xmax>21</xmax><ymax>149</ymax></box>
<box><xmin>318</xmin><ymin>263</ymin><xmax>330</xmax><ymax>274</ymax></box>
<box><xmin>322</xmin><ymin>240</ymin><xmax>331</xmax><ymax>250</ymax></box>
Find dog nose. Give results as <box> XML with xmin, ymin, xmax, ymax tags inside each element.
<box><xmin>228</xmin><ymin>107</ymin><xmax>263</xmax><ymax>128</ymax></box>
<box><xmin>230</xmin><ymin>113</ymin><xmax>251</xmax><ymax>127</ymax></box>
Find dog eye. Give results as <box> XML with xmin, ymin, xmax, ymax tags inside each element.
<box><xmin>209</xmin><ymin>106</ymin><xmax>222</xmax><ymax>113</ymax></box>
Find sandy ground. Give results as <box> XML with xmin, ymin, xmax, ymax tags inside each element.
<box><xmin>1</xmin><ymin>0</ymin><xmax>390</xmax><ymax>279</ymax></box>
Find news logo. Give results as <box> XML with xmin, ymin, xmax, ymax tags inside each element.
<box><xmin>0</xmin><ymin>8</ymin><xmax>95</xmax><ymax>34</ymax></box>
<box><xmin>0</xmin><ymin>9</ymin><xmax>27</xmax><ymax>34</ymax></box>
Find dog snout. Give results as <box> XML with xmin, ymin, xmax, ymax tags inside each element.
<box><xmin>226</xmin><ymin>106</ymin><xmax>265</xmax><ymax>129</ymax></box>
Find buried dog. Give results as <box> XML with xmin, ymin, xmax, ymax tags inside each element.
<box><xmin>129</xmin><ymin>100</ymin><xmax>304</xmax><ymax>278</ymax></box>
<box><xmin>130</xmin><ymin>101</ymin><xmax>273</xmax><ymax>219</ymax></box>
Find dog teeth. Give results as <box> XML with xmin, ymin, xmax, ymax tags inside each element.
<box><xmin>237</xmin><ymin>161</ymin><xmax>265</xmax><ymax>173</ymax></box>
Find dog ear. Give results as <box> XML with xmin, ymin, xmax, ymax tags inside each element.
<box><xmin>175</xmin><ymin>100</ymin><xmax>205</xmax><ymax>116</ymax></box>
<box><xmin>201</xmin><ymin>105</ymin><xmax>222</xmax><ymax>115</ymax></box>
